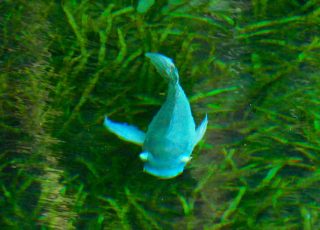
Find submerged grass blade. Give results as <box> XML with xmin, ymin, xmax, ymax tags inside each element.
<box><xmin>125</xmin><ymin>187</ymin><xmax>161</xmax><ymax>230</ymax></box>
<box><xmin>189</xmin><ymin>86</ymin><xmax>238</xmax><ymax>103</ymax></box>
<box><xmin>221</xmin><ymin>186</ymin><xmax>246</xmax><ymax>222</ymax></box>
<box><xmin>98</xmin><ymin>196</ymin><xmax>131</xmax><ymax>230</ymax></box>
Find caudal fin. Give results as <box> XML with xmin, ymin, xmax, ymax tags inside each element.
<box><xmin>145</xmin><ymin>52</ymin><xmax>179</xmax><ymax>83</ymax></box>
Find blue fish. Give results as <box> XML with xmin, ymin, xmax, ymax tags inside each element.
<box><xmin>104</xmin><ymin>53</ymin><xmax>208</xmax><ymax>179</ymax></box>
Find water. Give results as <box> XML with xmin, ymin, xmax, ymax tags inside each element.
<box><xmin>1</xmin><ymin>0</ymin><xmax>320</xmax><ymax>229</ymax></box>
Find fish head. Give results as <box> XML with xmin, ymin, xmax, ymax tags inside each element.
<box><xmin>139</xmin><ymin>151</ymin><xmax>192</xmax><ymax>179</ymax></box>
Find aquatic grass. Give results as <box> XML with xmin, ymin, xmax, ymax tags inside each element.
<box><xmin>125</xmin><ymin>187</ymin><xmax>162</xmax><ymax>230</ymax></box>
<box><xmin>189</xmin><ymin>86</ymin><xmax>238</xmax><ymax>103</ymax></box>
<box><xmin>98</xmin><ymin>195</ymin><xmax>130</xmax><ymax>230</ymax></box>
<box><xmin>1</xmin><ymin>0</ymin><xmax>320</xmax><ymax>229</ymax></box>
<box><xmin>190</xmin><ymin>1</ymin><xmax>320</xmax><ymax>229</ymax></box>
<box><xmin>1</xmin><ymin>1</ymin><xmax>77</xmax><ymax>229</ymax></box>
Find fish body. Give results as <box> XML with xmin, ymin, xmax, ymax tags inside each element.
<box><xmin>104</xmin><ymin>53</ymin><xmax>207</xmax><ymax>179</ymax></box>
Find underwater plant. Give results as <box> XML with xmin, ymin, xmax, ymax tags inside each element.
<box><xmin>0</xmin><ymin>0</ymin><xmax>319</xmax><ymax>229</ymax></box>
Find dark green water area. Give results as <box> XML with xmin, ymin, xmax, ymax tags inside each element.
<box><xmin>1</xmin><ymin>0</ymin><xmax>320</xmax><ymax>229</ymax></box>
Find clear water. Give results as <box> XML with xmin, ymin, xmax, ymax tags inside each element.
<box><xmin>1</xmin><ymin>0</ymin><xmax>320</xmax><ymax>229</ymax></box>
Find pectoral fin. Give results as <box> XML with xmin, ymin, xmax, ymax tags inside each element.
<box><xmin>104</xmin><ymin>116</ymin><xmax>145</xmax><ymax>145</ymax></box>
<box><xmin>194</xmin><ymin>114</ymin><xmax>208</xmax><ymax>146</ymax></box>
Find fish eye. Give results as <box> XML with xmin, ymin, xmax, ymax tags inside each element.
<box><xmin>139</xmin><ymin>152</ymin><xmax>149</xmax><ymax>161</ymax></box>
<box><xmin>180</xmin><ymin>156</ymin><xmax>192</xmax><ymax>163</ymax></box>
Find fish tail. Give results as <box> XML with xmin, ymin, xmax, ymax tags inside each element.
<box><xmin>145</xmin><ymin>52</ymin><xmax>179</xmax><ymax>84</ymax></box>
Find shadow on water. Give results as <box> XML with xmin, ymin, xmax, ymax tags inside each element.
<box><xmin>1</xmin><ymin>0</ymin><xmax>320</xmax><ymax>229</ymax></box>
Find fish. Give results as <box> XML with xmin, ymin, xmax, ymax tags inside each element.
<box><xmin>104</xmin><ymin>52</ymin><xmax>208</xmax><ymax>179</ymax></box>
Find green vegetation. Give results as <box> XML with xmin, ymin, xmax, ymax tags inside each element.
<box><xmin>0</xmin><ymin>0</ymin><xmax>319</xmax><ymax>229</ymax></box>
